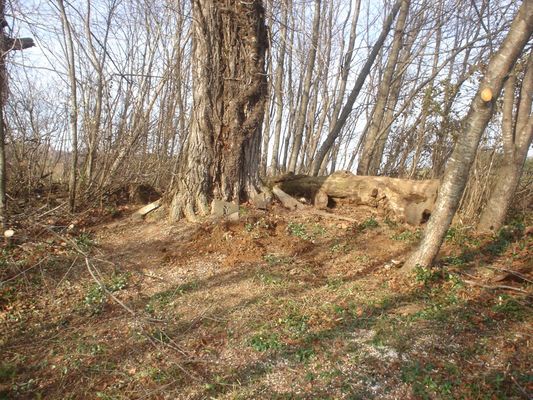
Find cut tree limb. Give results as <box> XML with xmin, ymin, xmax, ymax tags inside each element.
<box><xmin>272</xmin><ymin>186</ymin><xmax>306</xmax><ymax>211</ymax></box>
<box><xmin>271</xmin><ymin>171</ymin><xmax>439</xmax><ymax>225</ymax></box>
<box><xmin>132</xmin><ymin>199</ymin><xmax>162</xmax><ymax>220</ymax></box>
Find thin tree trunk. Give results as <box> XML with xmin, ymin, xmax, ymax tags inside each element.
<box><xmin>357</xmin><ymin>0</ymin><xmax>409</xmax><ymax>176</ymax></box>
<box><xmin>477</xmin><ymin>52</ymin><xmax>533</xmax><ymax>232</ymax></box>
<box><xmin>269</xmin><ymin>0</ymin><xmax>289</xmax><ymax>174</ymax></box>
<box><xmin>310</xmin><ymin>0</ymin><xmax>402</xmax><ymax>176</ymax></box>
<box><xmin>403</xmin><ymin>1</ymin><xmax>533</xmax><ymax>271</ymax></box>
<box><xmin>287</xmin><ymin>0</ymin><xmax>321</xmax><ymax>173</ymax></box>
<box><xmin>57</xmin><ymin>0</ymin><xmax>79</xmax><ymax>213</ymax></box>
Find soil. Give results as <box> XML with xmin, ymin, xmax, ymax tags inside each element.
<box><xmin>0</xmin><ymin>201</ymin><xmax>531</xmax><ymax>399</ymax></box>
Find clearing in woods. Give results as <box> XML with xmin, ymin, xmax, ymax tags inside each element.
<box><xmin>0</xmin><ymin>201</ymin><xmax>531</xmax><ymax>399</ymax></box>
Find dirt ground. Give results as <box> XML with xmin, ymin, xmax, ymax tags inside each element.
<box><xmin>0</xmin><ymin>201</ymin><xmax>531</xmax><ymax>399</ymax></box>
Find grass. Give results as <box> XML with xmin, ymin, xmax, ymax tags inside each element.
<box><xmin>287</xmin><ymin>221</ymin><xmax>327</xmax><ymax>241</ymax></box>
<box><xmin>391</xmin><ymin>229</ymin><xmax>422</xmax><ymax>242</ymax></box>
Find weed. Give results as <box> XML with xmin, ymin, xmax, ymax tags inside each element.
<box><xmin>263</xmin><ymin>254</ymin><xmax>291</xmax><ymax>267</ymax></box>
<box><xmin>104</xmin><ymin>206</ymin><xmax>120</xmax><ymax>218</ymax></box>
<box><xmin>326</xmin><ymin>277</ymin><xmax>344</xmax><ymax>291</ymax></box>
<box><xmin>312</xmin><ymin>224</ymin><xmax>327</xmax><ymax>236</ymax></box>
<box><xmin>330</xmin><ymin>241</ymin><xmax>350</xmax><ymax>253</ymax></box>
<box><xmin>360</xmin><ymin>216</ymin><xmax>379</xmax><ymax>230</ymax></box>
<box><xmin>75</xmin><ymin>233</ymin><xmax>95</xmax><ymax>251</ymax></box>
<box><xmin>444</xmin><ymin>226</ymin><xmax>476</xmax><ymax>246</ymax></box>
<box><xmin>108</xmin><ymin>273</ymin><xmax>129</xmax><ymax>292</ymax></box>
<box><xmin>492</xmin><ymin>295</ymin><xmax>527</xmax><ymax>321</ymax></box>
<box><xmin>245</xmin><ymin>218</ymin><xmax>271</xmax><ymax>234</ymax></box>
<box><xmin>401</xmin><ymin>361</ymin><xmax>458</xmax><ymax>399</ymax></box>
<box><xmin>256</xmin><ymin>272</ymin><xmax>283</xmax><ymax>286</ymax></box>
<box><xmin>249</xmin><ymin>332</ymin><xmax>281</xmax><ymax>352</ymax></box>
<box><xmin>485</xmin><ymin>225</ymin><xmax>521</xmax><ymax>256</ymax></box>
<box><xmin>76</xmin><ymin>342</ymin><xmax>106</xmax><ymax>357</ymax></box>
<box><xmin>384</xmin><ymin>217</ymin><xmax>398</xmax><ymax>228</ymax></box>
<box><xmin>414</xmin><ymin>265</ymin><xmax>440</xmax><ymax>286</ymax></box>
<box><xmin>145</xmin><ymin>281</ymin><xmax>198</xmax><ymax>315</ymax></box>
<box><xmin>84</xmin><ymin>273</ymin><xmax>130</xmax><ymax>314</ymax></box>
<box><xmin>0</xmin><ymin>363</ymin><xmax>16</xmax><ymax>381</ymax></box>
<box><xmin>391</xmin><ymin>229</ymin><xmax>421</xmax><ymax>242</ymax></box>
<box><xmin>84</xmin><ymin>284</ymin><xmax>106</xmax><ymax>315</ymax></box>
<box><xmin>293</xmin><ymin>347</ymin><xmax>315</xmax><ymax>363</ymax></box>
<box><xmin>0</xmin><ymin>249</ymin><xmax>11</xmax><ymax>269</ymax></box>
<box><xmin>279</xmin><ymin>312</ymin><xmax>309</xmax><ymax>337</ymax></box>
<box><xmin>287</xmin><ymin>222</ymin><xmax>309</xmax><ymax>240</ymax></box>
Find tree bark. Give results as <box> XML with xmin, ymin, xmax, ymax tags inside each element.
<box><xmin>403</xmin><ymin>1</ymin><xmax>533</xmax><ymax>271</ymax></box>
<box><xmin>477</xmin><ymin>52</ymin><xmax>533</xmax><ymax>232</ymax></box>
<box><xmin>170</xmin><ymin>0</ymin><xmax>268</xmax><ymax>221</ymax></box>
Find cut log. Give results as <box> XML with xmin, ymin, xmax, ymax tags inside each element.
<box><xmin>313</xmin><ymin>189</ymin><xmax>329</xmax><ymax>210</ymax></box>
<box><xmin>131</xmin><ymin>199</ymin><xmax>162</xmax><ymax>220</ymax></box>
<box><xmin>272</xmin><ymin>186</ymin><xmax>306</xmax><ymax>211</ymax></box>
<box><xmin>270</xmin><ymin>171</ymin><xmax>440</xmax><ymax>225</ymax></box>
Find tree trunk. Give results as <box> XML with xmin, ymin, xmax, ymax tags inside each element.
<box><xmin>170</xmin><ymin>0</ymin><xmax>268</xmax><ymax>221</ymax></box>
<box><xmin>287</xmin><ymin>0</ymin><xmax>321</xmax><ymax>173</ymax></box>
<box><xmin>269</xmin><ymin>0</ymin><xmax>289</xmax><ymax>174</ymax></box>
<box><xmin>57</xmin><ymin>0</ymin><xmax>79</xmax><ymax>213</ymax></box>
<box><xmin>477</xmin><ymin>52</ymin><xmax>533</xmax><ymax>232</ymax></box>
<box><xmin>357</xmin><ymin>0</ymin><xmax>409</xmax><ymax>176</ymax></box>
<box><xmin>403</xmin><ymin>1</ymin><xmax>533</xmax><ymax>271</ymax></box>
<box><xmin>310</xmin><ymin>0</ymin><xmax>402</xmax><ymax>176</ymax></box>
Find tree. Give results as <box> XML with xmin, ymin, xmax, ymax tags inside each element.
<box><xmin>477</xmin><ymin>52</ymin><xmax>533</xmax><ymax>232</ymax></box>
<box><xmin>169</xmin><ymin>0</ymin><xmax>268</xmax><ymax>221</ymax></box>
<box><xmin>310</xmin><ymin>0</ymin><xmax>402</xmax><ymax>176</ymax></box>
<box><xmin>287</xmin><ymin>0</ymin><xmax>321</xmax><ymax>173</ymax></box>
<box><xmin>56</xmin><ymin>0</ymin><xmax>78</xmax><ymax>213</ymax></box>
<box><xmin>403</xmin><ymin>0</ymin><xmax>533</xmax><ymax>271</ymax></box>
<box><xmin>0</xmin><ymin>0</ymin><xmax>34</xmax><ymax>228</ymax></box>
<box><xmin>357</xmin><ymin>0</ymin><xmax>410</xmax><ymax>176</ymax></box>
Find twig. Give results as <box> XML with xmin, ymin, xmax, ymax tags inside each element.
<box><xmin>36</xmin><ymin>202</ymin><xmax>67</xmax><ymax>219</ymax></box>
<box><xmin>481</xmin><ymin>265</ymin><xmax>533</xmax><ymax>284</ymax></box>
<box><xmin>510</xmin><ymin>374</ymin><xmax>531</xmax><ymax>399</ymax></box>
<box><xmin>460</xmin><ymin>277</ymin><xmax>529</xmax><ymax>294</ymax></box>
<box><xmin>55</xmin><ymin>255</ymin><xmax>79</xmax><ymax>289</ymax></box>
<box><xmin>0</xmin><ymin>257</ymin><xmax>48</xmax><ymax>286</ymax></box>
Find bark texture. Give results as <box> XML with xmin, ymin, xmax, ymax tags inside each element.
<box><xmin>170</xmin><ymin>0</ymin><xmax>268</xmax><ymax>221</ymax></box>
<box><xmin>403</xmin><ymin>1</ymin><xmax>533</xmax><ymax>271</ymax></box>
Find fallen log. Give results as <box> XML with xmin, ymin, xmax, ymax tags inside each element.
<box><xmin>270</xmin><ymin>171</ymin><xmax>440</xmax><ymax>225</ymax></box>
<box><xmin>131</xmin><ymin>199</ymin><xmax>162</xmax><ymax>220</ymax></box>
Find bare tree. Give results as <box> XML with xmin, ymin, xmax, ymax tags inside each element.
<box><xmin>477</xmin><ymin>52</ymin><xmax>533</xmax><ymax>232</ymax></box>
<box><xmin>287</xmin><ymin>0</ymin><xmax>321</xmax><ymax>173</ymax></box>
<box><xmin>403</xmin><ymin>0</ymin><xmax>533</xmax><ymax>271</ymax></box>
<box><xmin>357</xmin><ymin>0</ymin><xmax>409</xmax><ymax>176</ymax></box>
<box><xmin>310</xmin><ymin>0</ymin><xmax>402</xmax><ymax>176</ymax></box>
<box><xmin>56</xmin><ymin>0</ymin><xmax>78</xmax><ymax>212</ymax></box>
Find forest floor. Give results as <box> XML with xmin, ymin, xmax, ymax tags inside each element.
<box><xmin>0</xmin><ymin>198</ymin><xmax>532</xmax><ymax>399</ymax></box>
